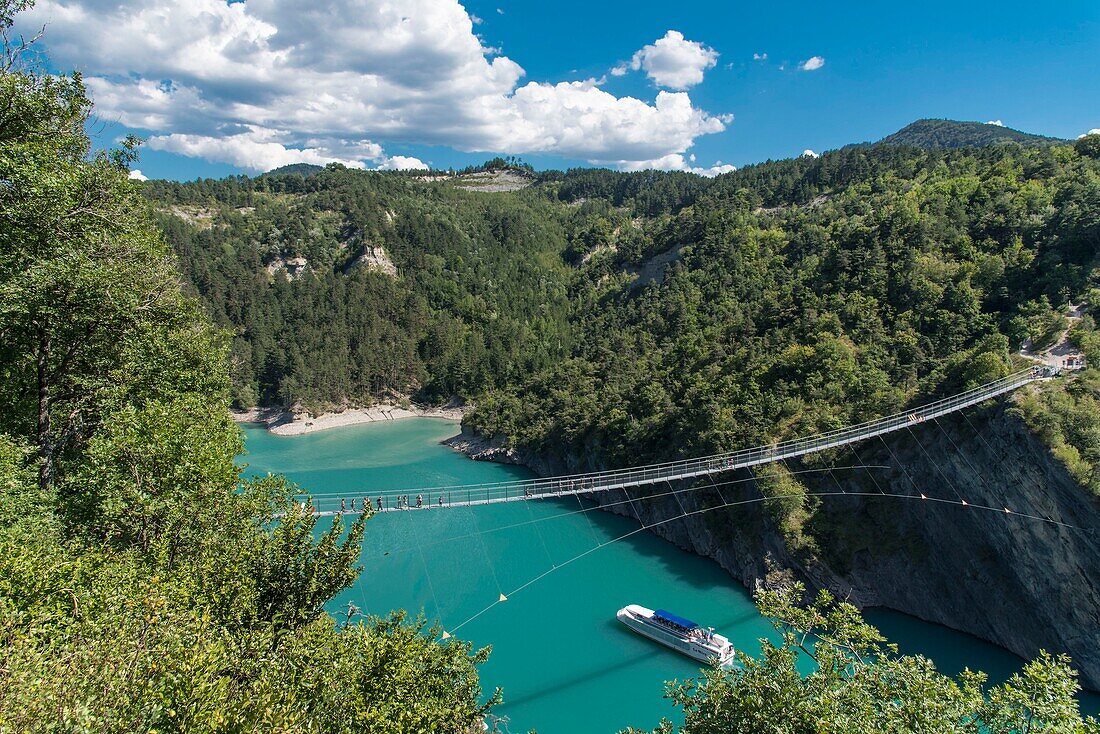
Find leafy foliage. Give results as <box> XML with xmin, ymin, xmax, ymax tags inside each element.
<box><xmin>1074</xmin><ymin>134</ymin><xmax>1100</xmax><ymax>160</ymax></box>
<box><xmin>153</xmin><ymin>119</ymin><xmax>1100</xmax><ymax>507</ymax></box>
<box><xmin>0</xmin><ymin>7</ymin><xmax>496</xmax><ymax>731</ymax></box>
<box><xmin>470</xmin><ymin>143</ymin><xmax>1100</xmax><ymax>480</ymax></box>
<box><xmin>626</xmin><ymin>584</ymin><xmax>1099</xmax><ymax>734</ymax></box>
<box><xmin>1016</xmin><ymin>369</ymin><xmax>1100</xmax><ymax>494</ymax></box>
<box><xmin>158</xmin><ymin>142</ymin><xmax>1100</xmax><ymax>458</ymax></box>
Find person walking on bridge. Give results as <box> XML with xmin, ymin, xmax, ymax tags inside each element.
<box><xmin>376</xmin><ymin>496</ymin><xmax>383</xmax><ymax>511</ymax></box>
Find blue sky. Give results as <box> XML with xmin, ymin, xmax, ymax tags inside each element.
<box><xmin>23</xmin><ymin>0</ymin><xmax>1100</xmax><ymax>180</ymax></box>
<box><xmin>468</xmin><ymin>0</ymin><xmax>1100</xmax><ymax>167</ymax></box>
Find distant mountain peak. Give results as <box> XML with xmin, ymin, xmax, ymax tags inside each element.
<box><xmin>262</xmin><ymin>163</ymin><xmax>324</xmax><ymax>177</ymax></box>
<box><xmin>877</xmin><ymin>119</ymin><xmax>1068</xmax><ymax>150</ymax></box>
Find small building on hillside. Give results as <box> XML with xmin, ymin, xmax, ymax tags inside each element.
<box><xmin>1061</xmin><ymin>353</ymin><xmax>1087</xmax><ymax>370</ymax></box>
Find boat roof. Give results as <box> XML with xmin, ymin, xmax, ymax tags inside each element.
<box><xmin>654</xmin><ymin>609</ymin><xmax>699</xmax><ymax>629</ymax></box>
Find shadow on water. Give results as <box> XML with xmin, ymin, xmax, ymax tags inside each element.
<box><xmin>506</xmin><ymin>612</ymin><xmax>772</xmax><ymax>711</ymax></box>
<box><xmin>502</xmin><ymin>643</ymin><xmax>673</xmax><ymax>709</ymax></box>
<box><xmin>533</xmin><ymin>489</ymin><xmax>758</xmax><ymax>593</ymax></box>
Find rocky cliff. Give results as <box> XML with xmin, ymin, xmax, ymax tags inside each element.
<box><xmin>446</xmin><ymin>396</ymin><xmax>1100</xmax><ymax>689</ymax></box>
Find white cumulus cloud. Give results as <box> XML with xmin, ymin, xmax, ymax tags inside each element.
<box><xmin>378</xmin><ymin>155</ymin><xmax>430</xmax><ymax>170</ymax></box>
<box><xmin>19</xmin><ymin>0</ymin><xmax>729</xmax><ymax>172</ymax></box>
<box><xmin>128</xmin><ymin>169</ymin><xmax>148</xmax><ymax>181</ymax></box>
<box><xmin>504</xmin><ymin>83</ymin><xmax>727</xmax><ymax>162</ymax></box>
<box><xmin>615</xmin><ymin>153</ymin><xmax>735</xmax><ymax>177</ymax></box>
<box><xmin>1079</xmin><ymin>128</ymin><xmax>1100</xmax><ymax>138</ymax></box>
<box><xmin>986</xmin><ymin>119</ymin><xmax>1004</xmax><ymax>126</ymax></box>
<box><xmin>626</xmin><ymin>30</ymin><xmax>719</xmax><ymax>90</ymax></box>
<box><xmin>147</xmin><ymin>130</ymin><xmax>374</xmax><ymax>172</ymax></box>
<box><xmin>753</xmin><ymin>52</ymin><xmax>767</xmax><ymax>61</ymax></box>
<box><xmin>802</xmin><ymin>149</ymin><xmax>819</xmax><ymax>158</ymax></box>
<box><xmin>799</xmin><ymin>56</ymin><xmax>825</xmax><ymax>71</ymax></box>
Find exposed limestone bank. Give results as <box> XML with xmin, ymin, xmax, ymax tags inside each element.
<box><xmin>445</xmin><ymin>403</ymin><xmax>1100</xmax><ymax>691</ymax></box>
<box><xmin>232</xmin><ymin>400</ymin><xmax>464</xmax><ymax>435</ymax></box>
<box><xmin>344</xmin><ymin>244</ymin><xmax>397</xmax><ymax>276</ymax></box>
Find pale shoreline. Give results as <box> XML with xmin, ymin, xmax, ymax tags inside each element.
<box><xmin>231</xmin><ymin>402</ymin><xmax>465</xmax><ymax>436</ymax></box>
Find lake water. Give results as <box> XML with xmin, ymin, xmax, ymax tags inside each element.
<box><xmin>240</xmin><ymin>418</ymin><xmax>1098</xmax><ymax>732</ymax></box>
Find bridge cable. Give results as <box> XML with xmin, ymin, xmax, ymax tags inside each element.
<box><xmin>957</xmin><ymin>409</ymin><xmax>1095</xmax><ymax>541</ymax></box>
<box><xmin>295</xmin><ymin>372</ymin><xmax>1042</xmax><ymax>512</ymax></box>
<box><xmin>848</xmin><ymin>441</ymin><xmax>889</xmax><ymax>496</ymax></box>
<box><xmin>932</xmin><ymin>415</ymin><xmax>1027</xmax><ymax>517</ymax></box>
<box><xmin>954</xmin><ymin>410</ymin><xmax>1037</xmax><ymax>497</ymax></box>
<box><xmin>875</xmin><ymin>433</ymin><xmax>925</xmax><ymax>500</ymax></box>
<box><xmin>781</xmin><ymin>451</ymin><xmax>849</xmax><ymax>505</ymax></box>
<box><xmin>667</xmin><ymin>478</ymin><xmax>692</xmax><ymax>529</ymax></box>
<box><xmin>621</xmin><ymin>485</ymin><xmax>649</xmax><ymax>529</ymax></box>
<box><xmin>366</xmin><ymin>466</ymin><xmax>884</xmax><ymax>561</ymax></box>
<box><xmin>300</xmin><ymin>370</ymin><xmax>1042</xmax><ymax>510</ymax></box>
<box><xmin>521</xmin><ymin>490</ymin><xmax>557</xmax><ymax>569</ymax></box>
<box><xmin>903</xmin><ymin>423</ymin><xmax>969</xmax><ymax>504</ymax></box>
<box><xmin>441</xmin><ymin>476</ymin><xmax>1092</xmax><ymax>639</ymax></box>
<box><xmin>469</xmin><ymin>506</ymin><xmax>507</xmax><ymax>603</ymax></box>
<box><xmin>824</xmin><ymin>445</ymin><xmax>858</xmax><ymax>496</ymax></box>
<box><xmin>343</xmin><ymin>468</ymin><xmax>1095</xmax><ymax>640</ymax></box>
<box><xmin>385</xmin><ymin>468</ymin><xmax>889</xmax><ymax>637</ymax></box>
<box><xmin>341</xmin><ymin>445</ymin><xmax>1092</xmax><ymax>565</ymax></box>
<box><xmin>410</xmin><ymin>508</ymin><xmax>447</xmax><ymax>630</ymax></box>
<box><xmin>572</xmin><ymin>491</ymin><xmax>603</xmax><ymax>547</ymax></box>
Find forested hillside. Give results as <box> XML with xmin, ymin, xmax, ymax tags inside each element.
<box><xmin>473</xmin><ymin>140</ymin><xmax>1100</xmax><ymax>471</ymax></box>
<box><xmin>148</xmin><ymin>170</ymin><xmax>575</xmax><ymax>410</ymax></box>
<box><xmin>877</xmin><ymin>118</ymin><xmax>1069</xmax><ymax>149</ymax></box>
<box><xmin>150</xmin><ymin>138</ymin><xmax>1100</xmax><ymax>703</ymax></box>
<box><xmin>153</xmin><ymin>134</ymin><xmax>1100</xmax><ymax>484</ymax></box>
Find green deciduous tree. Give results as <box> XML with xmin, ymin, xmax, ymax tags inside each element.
<box><xmin>628</xmin><ymin>584</ymin><xmax>1098</xmax><ymax>734</ymax></box>
<box><xmin>0</xmin><ymin>5</ymin><xmax>498</xmax><ymax>731</ymax></box>
<box><xmin>1075</xmin><ymin>134</ymin><xmax>1100</xmax><ymax>160</ymax></box>
<box><xmin>0</xmin><ymin>17</ymin><xmax>182</xmax><ymax>492</ymax></box>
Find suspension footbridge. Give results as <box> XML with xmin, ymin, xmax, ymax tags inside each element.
<box><xmin>303</xmin><ymin>367</ymin><xmax>1050</xmax><ymax>515</ymax></box>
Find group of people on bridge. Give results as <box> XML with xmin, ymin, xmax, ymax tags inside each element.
<box><xmin>332</xmin><ymin>494</ymin><xmax>447</xmax><ymax>513</ymax></box>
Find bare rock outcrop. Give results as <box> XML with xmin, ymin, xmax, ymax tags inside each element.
<box><xmin>265</xmin><ymin>256</ymin><xmax>310</xmax><ymax>280</ymax></box>
<box><xmin>454</xmin><ymin>170</ymin><xmax>531</xmax><ymax>192</ymax></box>
<box><xmin>345</xmin><ymin>244</ymin><xmax>397</xmax><ymax>276</ymax></box>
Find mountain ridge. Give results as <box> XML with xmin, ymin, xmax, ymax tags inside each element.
<box><xmin>875</xmin><ymin>118</ymin><xmax>1069</xmax><ymax>150</ymax></box>
<box><xmin>262</xmin><ymin>162</ymin><xmax>324</xmax><ymax>177</ymax></box>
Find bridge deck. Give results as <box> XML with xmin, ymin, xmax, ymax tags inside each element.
<box><xmin>302</xmin><ymin>369</ymin><xmax>1045</xmax><ymax>516</ymax></box>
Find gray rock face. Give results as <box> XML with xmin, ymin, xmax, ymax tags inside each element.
<box><xmin>446</xmin><ymin>402</ymin><xmax>1100</xmax><ymax>689</ymax></box>
<box><xmin>345</xmin><ymin>244</ymin><xmax>397</xmax><ymax>276</ymax></box>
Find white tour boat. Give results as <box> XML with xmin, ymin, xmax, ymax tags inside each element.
<box><xmin>617</xmin><ymin>604</ymin><xmax>736</xmax><ymax>666</ymax></box>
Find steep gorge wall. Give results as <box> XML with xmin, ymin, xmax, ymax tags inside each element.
<box><xmin>448</xmin><ymin>398</ymin><xmax>1100</xmax><ymax>689</ymax></box>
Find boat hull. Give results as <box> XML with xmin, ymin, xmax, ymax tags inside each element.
<box><xmin>617</xmin><ymin>605</ymin><xmax>734</xmax><ymax>666</ymax></box>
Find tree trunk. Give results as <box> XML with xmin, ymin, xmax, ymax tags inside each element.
<box><xmin>37</xmin><ymin>326</ymin><xmax>53</xmax><ymax>493</ymax></box>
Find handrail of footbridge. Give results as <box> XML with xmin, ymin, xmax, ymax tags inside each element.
<box><xmin>306</xmin><ymin>367</ymin><xmax>1046</xmax><ymax>514</ymax></box>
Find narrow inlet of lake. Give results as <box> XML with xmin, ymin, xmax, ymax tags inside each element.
<box><xmin>240</xmin><ymin>419</ymin><xmax>1098</xmax><ymax>733</ymax></box>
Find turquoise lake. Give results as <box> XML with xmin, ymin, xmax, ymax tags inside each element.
<box><xmin>240</xmin><ymin>418</ymin><xmax>1098</xmax><ymax>733</ymax></box>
